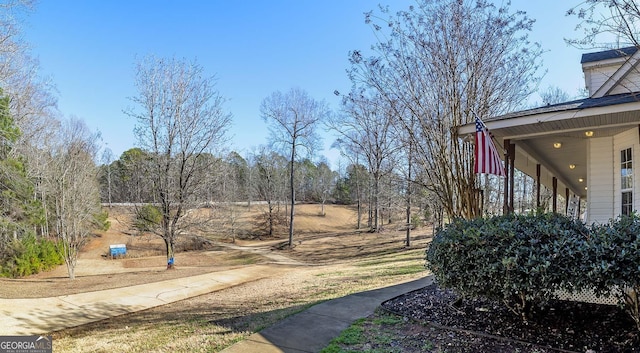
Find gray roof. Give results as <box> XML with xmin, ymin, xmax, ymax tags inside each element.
<box><xmin>581</xmin><ymin>46</ymin><xmax>638</xmax><ymax>64</ymax></box>
<box><xmin>487</xmin><ymin>91</ymin><xmax>640</xmax><ymax>122</ymax></box>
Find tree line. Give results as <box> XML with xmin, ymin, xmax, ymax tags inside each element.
<box><xmin>0</xmin><ymin>1</ymin><xmax>104</xmax><ymax>279</ymax></box>
<box><xmin>97</xmin><ymin>146</ymin><xmax>435</xmax><ymax>235</ymax></box>
<box><xmin>0</xmin><ymin>0</ymin><xmax>545</xmax><ymax>275</ymax></box>
<box><xmin>4</xmin><ymin>0</ymin><xmax>631</xmax><ymax>276</ymax></box>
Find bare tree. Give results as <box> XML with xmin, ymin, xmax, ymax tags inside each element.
<box><xmin>540</xmin><ymin>86</ymin><xmax>572</xmax><ymax>106</ymax></box>
<box><xmin>332</xmin><ymin>143</ymin><xmax>367</xmax><ymax>230</ymax></box>
<box><xmin>244</xmin><ymin>149</ymin><xmax>258</xmax><ymax>209</ymax></box>
<box><xmin>0</xmin><ymin>1</ymin><xmax>33</xmax><ymax>54</ymax></box>
<box><xmin>349</xmin><ymin>0</ymin><xmax>542</xmax><ymax>219</ymax></box>
<box><xmin>46</xmin><ymin>118</ymin><xmax>101</xmax><ymax>279</ymax></box>
<box><xmin>260</xmin><ymin>88</ymin><xmax>328</xmax><ymax>247</ymax></box>
<box><xmin>566</xmin><ymin>0</ymin><xmax>640</xmax><ymax>104</ymax></box>
<box><xmin>329</xmin><ymin>89</ymin><xmax>400</xmax><ymax>231</ymax></box>
<box><xmin>0</xmin><ymin>1</ymin><xmax>60</xmax><ymax>225</ymax></box>
<box><xmin>313</xmin><ymin>160</ymin><xmax>336</xmax><ymax>216</ymax></box>
<box><xmin>394</xmin><ymin>112</ymin><xmax>418</xmax><ymax>246</ymax></box>
<box><xmin>100</xmin><ymin>147</ymin><xmax>114</xmax><ymax>207</ymax></box>
<box><xmin>126</xmin><ymin>55</ymin><xmax>231</xmax><ymax>268</ymax></box>
<box><xmin>0</xmin><ymin>1</ymin><xmax>58</xmax><ymax>141</ymax></box>
<box><xmin>219</xmin><ymin>152</ymin><xmax>247</xmax><ymax>242</ymax></box>
<box><xmin>254</xmin><ymin>147</ymin><xmax>288</xmax><ymax>238</ymax></box>
<box><xmin>0</xmin><ymin>0</ymin><xmax>34</xmax><ymax>88</ymax></box>
<box><xmin>567</xmin><ymin>0</ymin><xmax>640</xmax><ymax>48</ymax></box>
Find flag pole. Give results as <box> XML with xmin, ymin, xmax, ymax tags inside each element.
<box><xmin>471</xmin><ymin>109</ymin><xmax>506</xmax><ymax>155</ymax></box>
<box><xmin>470</xmin><ymin>109</ymin><xmax>507</xmax><ymax>216</ymax></box>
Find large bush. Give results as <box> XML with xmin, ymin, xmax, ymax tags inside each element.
<box><xmin>0</xmin><ymin>234</ymin><xmax>64</xmax><ymax>278</ymax></box>
<box><xmin>427</xmin><ymin>213</ymin><xmax>640</xmax><ymax>329</ymax></box>
<box><xmin>588</xmin><ymin>215</ymin><xmax>640</xmax><ymax>330</ymax></box>
<box><xmin>426</xmin><ymin>213</ymin><xmax>589</xmax><ymax>318</ymax></box>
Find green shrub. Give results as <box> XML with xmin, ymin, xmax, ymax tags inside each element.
<box><xmin>94</xmin><ymin>210</ymin><xmax>111</xmax><ymax>231</ymax></box>
<box><xmin>135</xmin><ymin>204</ymin><xmax>162</xmax><ymax>232</ymax></box>
<box><xmin>426</xmin><ymin>213</ymin><xmax>589</xmax><ymax>318</ymax></box>
<box><xmin>38</xmin><ymin>237</ymin><xmax>64</xmax><ymax>268</ymax></box>
<box><xmin>587</xmin><ymin>214</ymin><xmax>640</xmax><ymax>330</ymax></box>
<box><xmin>410</xmin><ymin>214</ymin><xmax>421</xmax><ymax>229</ymax></box>
<box><xmin>423</xmin><ymin>207</ymin><xmax>432</xmax><ymax>222</ymax></box>
<box><xmin>0</xmin><ymin>235</ymin><xmax>64</xmax><ymax>278</ymax></box>
<box><xmin>427</xmin><ymin>212</ymin><xmax>640</xmax><ymax>330</ymax></box>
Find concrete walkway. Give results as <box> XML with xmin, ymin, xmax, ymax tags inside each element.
<box><xmin>0</xmin><ymin>265</ymin><xmax>279</xmax><ymax>335</ymax></box>
<box><xmin>1</xmin><ymin>265</ymin><xmax>432</xmax><ymax>353</ymax></box>
<box><xmin>221</xmin><ymin>276</ymin><xmax>433</xmax><ymax>353</ymax></box>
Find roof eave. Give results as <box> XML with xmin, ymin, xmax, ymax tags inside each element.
<box><xmin>458</xmin><ymin>100</ymin><xmax>640</xmax><ymax>136</ymax></box>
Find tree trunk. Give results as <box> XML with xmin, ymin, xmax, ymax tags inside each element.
<box><xmin>356</xmin><ymin>167</ymin><xmax>362</xmax><ymax>230</ymax></box>
<box><xmin>107</xmin><ymin>164</ymin><xmax>112</xmax><ymax>207</ymax></box>
<box><xmin>65</xmin><ymin>244</ymin><xmax>77</xmax><ymax>280</ymax></box>
<box><xmin>373</xmin><ymin>175</ymin><xmax>380</xmax><ymax>232</ymax></box>
<box><xmin>288</xmin><ymin>144</ymin><xmax>295</xmax><ymax>248</ymax></box>
<box><xmin>368</xmin><ymin>187</ymin><xmax>373</xmax><ymax>230</ymax></box>
<box><xmin>66</xmin><ymin>262</ymin><xmax>75</xmax><ymax>280</ymax></box>
<box><xmin>165</xmin><ymin>237</ymin><xmax>175</xmax><ymax>269</ymax></box>
<box><xmin>406</xmin><ymin>144</ymin><xmax>412</xmax><ymax>247</ymax></box>
<box><xmin>357</xmin><ymin>199</ymin><xmax>361</xmax><ymax>230</ymax></box>
<box><xmin>268</xmin><ymin>201</ymin><xmax>274</xmax><ymax>237</ymax></box>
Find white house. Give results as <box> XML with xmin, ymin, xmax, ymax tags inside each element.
<box><xmin>459</xmin><ymin>47</ymin><xmax>640</xmax><ymax>224</ymax></box>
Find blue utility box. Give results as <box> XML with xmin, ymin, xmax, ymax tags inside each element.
<box><xmin>109</xmin><ymin>244</ymin><xmax>127</xmax><ymax>257</ymax></box>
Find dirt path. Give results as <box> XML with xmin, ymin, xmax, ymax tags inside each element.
<box><xmin>0</xmin><ymin>239</ymin><xmax>302</xmax><ymax>299</ymax></box>
<box><xmin>1</xmin><ymin>203</ymin><xmax>431</xmax><ymax>300</ymax></box>
<box><xmin>1</xmin><ymin>235</ymin><xmax>322</xmax><ymax>335</ymax></box>
<box><xmin>213</xmin><ymin>241</ymin><xmax>308</xmax><ymax>266</ymax></box>
<box><xmin>1</xmin><ymin>263</ymin><xmax>303</xmax><ymax>335</ymax></box>
<box><xmin>48</xmin><ymin>247</ymin><xmax>429</xmax><ymax>353</ymax></box>
<box><xmin>0</xmin><ymin>235</ymin><xmax>426</xmax><ymax>336</ymax></box>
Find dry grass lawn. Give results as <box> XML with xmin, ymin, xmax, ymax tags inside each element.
<box><xmin>2</xmin><ymin>203</ymin><xmax>432</xmax><ymax>352</ymax></box>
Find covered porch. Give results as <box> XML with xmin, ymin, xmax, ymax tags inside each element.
<box><xmin>459</xmin><ymin>47</ymin><xmax>640</xmax><ymax>222</ymax></box>
<box><xmin>459</xmin><ymin>93</ymin><xmax>640</xmax><ymax>223</ymax></box>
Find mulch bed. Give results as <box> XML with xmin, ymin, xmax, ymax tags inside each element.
<box><xmin>382</xmin><ymin>284</ymin><xmax>640</xmax><ymax>352</ymax></box>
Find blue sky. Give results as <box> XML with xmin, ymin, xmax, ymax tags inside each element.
<box><xmin>21</xmin><ymin>1</ymin><xmax>590</xmax><ymax>167</ymax></box>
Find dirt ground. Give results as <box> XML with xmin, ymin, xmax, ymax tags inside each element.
<box><xmin>0</xmin><ymin>203</ymin><xmax>430</xmax><ymax>353</ymax></box>
<box><xmin>0</xmin><ymin>203</ymin><xmax>431</xmax><ymax>299</ymax></box>
<box><xmin>377</xmin><ymin>284</ymin><xmax>640</xmax><ymax>353</ymax></box>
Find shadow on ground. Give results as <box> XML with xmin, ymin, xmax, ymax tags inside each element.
<box><xmin>2</xmin><ymin>301</ymin><xmax>143</xmax><ymax>335</ymax></box>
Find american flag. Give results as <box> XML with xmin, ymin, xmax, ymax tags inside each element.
<box><xmin>474</xmin><ymin>116</ymin><xmax>505</xmax><ymax>177</ymax></box>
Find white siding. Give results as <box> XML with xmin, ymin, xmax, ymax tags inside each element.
<box><xmin>613</xmin><ymin>129</ymin><xmax>638</xmax><ymax>216</ymax></box>
<box><xmin>610</xmin><ymin>70</ymin><xmax>640</xmax><ymax>94</ymax></box>
<box><xmin>585</xmin><ymin>65</ymin><xmax>619</xmax><ymax>96</ymax></box>
<box><xmin>587</xmin><ymin>137</ymin><xmax>614</xmax><ymax>224</ymax></box>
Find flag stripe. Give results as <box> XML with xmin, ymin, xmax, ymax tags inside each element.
<box><xmin>474</xmin><ymin>116</ymin><xmax>505</xmax><ymax>177</ymax></box>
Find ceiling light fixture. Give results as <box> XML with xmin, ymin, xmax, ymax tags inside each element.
<box><xmin>585</xmin><ymin>131</ymin><xmax>594</xmax><ymax>137</ymax></box>
<box><xmin>553</xmin><ymin>142</ymin><xmax>562</xmax><ymax>149</ymax></box>
<box><xmin>569</xmin><ymin>164</ymin><xmax>576</xmax><ymax>169</ymax></box>
<box><xmin>578</xmin><ymin>178</ymin><xmax>584</xmax><ymax>183</ymax></box>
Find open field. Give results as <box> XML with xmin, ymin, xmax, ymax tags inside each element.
<box><xmin>1</xmin><ymin>204</ymin><xmax>431</xmax><ymax>352</ymax></box>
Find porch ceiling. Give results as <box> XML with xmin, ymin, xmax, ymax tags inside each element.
<box><xmin>462</xmin><ymin>101</ymin><xmax>640</xmax><ymax>199</ymax></box>
<box><xmin>497</xmin><ymin>111</ymin><xmax>640</xmax><ymax>140</ymax></box>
